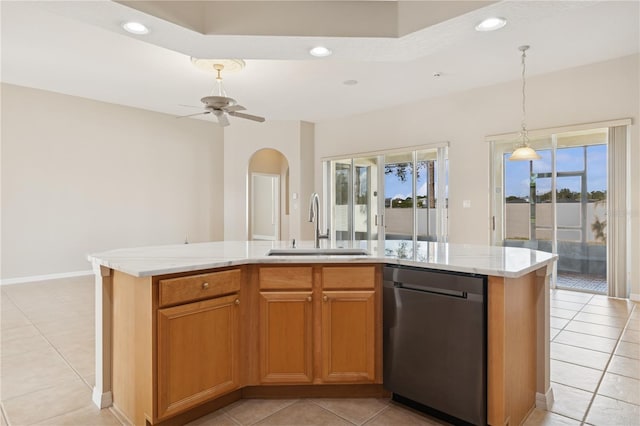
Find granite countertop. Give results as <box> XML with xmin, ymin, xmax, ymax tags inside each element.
<box><xmin>87</xmin><ymin>240</ymin><xmax>557</xmax><ymax>279</ymax></box>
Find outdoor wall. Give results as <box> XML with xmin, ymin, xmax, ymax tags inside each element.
<box><xmin>1</xmin><ymin>83</ymin><xmax>224</xmax><ymax>281</ymax></box>
<box><xmin>315</xmin><ymin>54</ymin><xmax>640</xmax><ymax>298</ymax></box>
<box><xmin>223</xmin><ymin>120</ymin><xmax>314</xmax><ymax>242</ymax></box>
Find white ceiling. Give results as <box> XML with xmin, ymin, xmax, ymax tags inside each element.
<box><xmin>1</xmin><ymin>1</ymin><xmax>639</xmax><ymax>123</ymax></box>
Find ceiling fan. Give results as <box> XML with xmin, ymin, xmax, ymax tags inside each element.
<box><xmin>179</xmin><ymin>63</ymin><xmax>265</xmax><ymax>127</ymax></box>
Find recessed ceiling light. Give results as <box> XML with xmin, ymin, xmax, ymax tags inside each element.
<box><xmin>122</xmin><ymin>21</ymin><xmax>149</xmax><ymax>35</ymax></box>
<box><xmin>309</xmin><ymin>46</ymin><xmax>332</xmax><ymax>57</ymax></box>
<box><xmin>475</xmin><ymin>17</ymin><xmax>507</xmax><ymax>32</ymax></box>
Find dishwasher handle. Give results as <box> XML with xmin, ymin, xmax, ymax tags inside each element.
<box><xmin>392</xmin><ymin>281</ymin><xmax>467</xmax><ymax>299</ymax></box>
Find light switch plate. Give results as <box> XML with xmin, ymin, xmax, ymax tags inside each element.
<box><xmin>463</xmin><ymin>200</ymin><xmax>471</xmax><ymax>208</ymax></box>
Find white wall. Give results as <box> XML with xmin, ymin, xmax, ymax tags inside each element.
<box><xmin>315</xmin><ymin>54</ymin><xmax>639</xmax><ymax>295</ymax></box>
<box><xmin>1</xmin><ymin>83</ymin><xmax>224</xmax><ymax>280</ymax></box>
<box><xmin>223</xmin><ymin>120</ymin><xmax>315</xmax><ymax>242</ymax></box>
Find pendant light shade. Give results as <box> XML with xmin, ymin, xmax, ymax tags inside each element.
<box><xmin>510</xmin><ymin>145</ymin><xmax>540</xmax><ymax>161</ymax></box>
<box><xmin>508</xmin><ymin>45</ymin><xmax>540</xmax><ymax>161</ymax></box>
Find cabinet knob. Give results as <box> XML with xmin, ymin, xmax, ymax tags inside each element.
<box><xmin>235</xmin><ymin>299</ymin><xmax>240</xmax><ymax>305</ymax></box>
<box><xmin>202</xmin><ymin>282</ymin><xmax>209</xmax><ymax>290</ymax></box>
<box><xmin>307</xmin><ymin>296</ymin><xmax>312</xmax><ymax>302</ymax></box>
<box><xmin>323</xmin><ymin>295</ymin><xmax>328</xmax><ymax>302</ymax></box>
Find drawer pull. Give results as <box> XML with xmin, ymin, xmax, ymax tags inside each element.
<box><xmin>235</xmin><ymin>299</ymin><xmax>240</xmax><ymax>305</ymax></box>
<box><xmin>202</xmin><ymin>282</ymin><xmax>209</xmax><ymax>290</ymax></box>
<box><xmin>323</xmin><ymin>295</ymin><xmax>328</xmax><ymax>302</ymax></box>
<box><xmin>307</xmin><ymin>296</ymin><xmax>312</xmax><ymax>302</ymax></box>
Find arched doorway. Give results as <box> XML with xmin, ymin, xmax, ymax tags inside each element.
<box><xmin>248</xmin><ymin>149</ymin><xmax>290</xmax><ymax>241</ymax></box>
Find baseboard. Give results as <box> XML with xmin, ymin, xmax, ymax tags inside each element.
<box><xmin>0</xmin><ymin>270</ymin><xmax>93</xmax><ymax>285</ymax></box>
<box><xmin>535</xmin><ymin>386</ymin><xmax>555</xmax><ymax>410</ymax></box>
<box><xmin>630</xmin><ymin>293</ymin><xmax>640</xmax><ymax>302</ymax></box>
<box><xmin>92</xmin><ymin>387</ymin><xmax>113</xmax><ymax>409</ymax></box>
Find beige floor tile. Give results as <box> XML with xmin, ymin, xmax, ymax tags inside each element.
<box><xmin>550</xmin><ymin>360</ymin><xmax>603</xmax><ymax>392</ymax></box>
<box><xmin>627</xmin><ymin>319</ymin><xmax>640</xmax><ymax>331</ymax></box>
<box><xmin>551</xmin><ymin>342</ymin><xmax>610</xmax><ymax>370</ymax></box>
<box><xmin>606</xmin><ymin>355</ymin><xmax>640</xmax><ymax>380</ymax></box>
<box><xmin>1</xmin><ymin>406</ymin><xmax>8</xmax><ymax>426</ymax></box>
<box><xmin>615</xmin><ymin>341</ymin><xmax>640</xmax><ymax>360</ymax></box>
<box><xmin>0</xmin><ymin>324</ymin><xmax>40</xmax><ymax>343</ymax></box>
<box><xmin>55</xmin><ymin>341</ymin><xmax>95</xmax><ymax>377</ymax></box>
<box><xmin>553</xmin><ymin>330</ymin><xmax>617</xmax><ymax>353</ymax></box>
<box><xmin>83</xmin><ymin>374</ymin><xmax>96</xmax><ymax>388</ymax></box>
<box><xmin>551</xmin><ymin>300</ymin><xmax>586</xmax><ymax>311</ymax></box>
<box><xmin>187</xmin><ymin>409</ymin><xmax>239</xmax><ymax>426</ymax></box>
<box><xmin>551</xmin><ymin>328</ymin><xmax>562</xmax><ymax>341</ymax></box>
<box><xmin>551</xmin><ymin>308</ymin><xmax>578</xmax><ymax>320</ymax></box>
<box><xmin>254</xmin><ymin>400</ymin><xmax>352</xmax><ymax>426</ymax></box>
<box><xmin>31</xmin><ymin>405</ymin><xmax>122</xmax><ymax>426</ymax></box>
<box><xmin>548</xmin><ymin>383</ymin><xmax>593</xmax><ymax>422</ymax></box>
<box><xmin>2</xmin><ymin>377</ymin><xmax>93</xmax><ymax>425</ymax></box>
<box><xmin>597</xmin><ymin>372</ymin><xmax>640</xmax><ymax>405</ymax></box>
<box><xmin>364</xmin><ymin>405</ymin><xmax>446</xmax><ymax>425</ymax></box>
<box><xmin>581</xmin><ymin>304</ymin><xmax>633</xmax><ymax>318</ymax></box>
<box><xmin>564</xmin><ymin>320</ymin><xmax>623</xmax><ymax>340</ymax></box>
<box><xmin>586</xmin><ymin>395</ymin><xmax>640</xmax><ymax>425</ymax></box>
<box><xmin>0</xmin><ymin>346</ymin><xmax>78</xmax><ymax>400</ymax></box>
<box><xmin>573</xmin><ymin>312</ymin><xmax>629</xmax><ymax>328</ymax></box>
<box><xmin>621</xmin><ymin>329</ymin><xmax>640</xmax><ymax>344</ymax></box>
<box><xmin>312</xmin><ymin>398</ymin><xmax>389</xmax><ymax>425</ymax></box>
<box><xmin>551</xmin><ymin>317</ymin><xmax>570</xmax><ymax>330</ymax></box>
<box><xmin>523</xmin><ymin>408</ymin><xmax>581</xmax><ymax>425</ymax></box>
<box><xmin>224</xmin><ymin>398</ymin><xmax>297</xmax><ymax>425</ymax></box>
<box><xmin>33</xmin><ymin>315</ymin><xmax>94</xmax><ymax>339</ymax></box>
<box><xmin>551</xmin><ymin>290</ymin><xmax>593</xmax><ymax>304</ymax></box>
<box><xmin>0</xmin><ymin>299</ymin><xmax>31</xmax><ymax>330</ymax></box>
<box><xmin>588</xmin><ymin>295</ymin><xmax>635</xmax><ymax>308</ymax></box>
<box><xmin>0</xmin><ymin>334</ymin><xmax>52</xmax><ymax>358</ymax></box>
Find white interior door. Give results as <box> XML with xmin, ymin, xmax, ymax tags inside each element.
<box><xmin>251</xmin><ymin>173</ymin><xmax>280</xmax><ymax>241</ymax></box>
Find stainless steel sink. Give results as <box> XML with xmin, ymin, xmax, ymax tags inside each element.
<box><xmin>267</xmin><ymin>248</ymin><xmax>369</xmax><ymax>256</ymax></box>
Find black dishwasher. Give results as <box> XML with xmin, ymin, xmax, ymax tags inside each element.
<box><xmin>383</xmin><ymin>265</ymin><xmax>487</xmax><ymax>426</ymax></box>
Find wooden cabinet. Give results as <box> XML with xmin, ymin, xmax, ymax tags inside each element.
<box><xmin>257</xmin><ymin>265</ymin><xmax>380</xmax><ymax>385</ymax></box>
<box><xmin>321</xmin><ymin>290</ymin><xmax>376</xmax><ymax>382</ymax></box>
<box><xmin>259</xmin><ymin>291</ymin><xmax>313</xmax><ymax>383</ymax></box>
<box><xmin>157</xmin><ymin>286</ymin><xmax>241</xmax><ymax>419</ymax></box>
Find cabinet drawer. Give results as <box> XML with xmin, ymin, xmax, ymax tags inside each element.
<box><xmin>259</xmin><ymin>267</ymin><xmax>313</xmax><ymax>290</ymax></box>
<box><xmin>322</xmin><ymin>266</ymin><xmax>376</xmax><ymax>290</ymax></box>
<box><xmin>159</xmin><ymin>269</ymin><xmax>241</xmax><ymax>307</ymax></box>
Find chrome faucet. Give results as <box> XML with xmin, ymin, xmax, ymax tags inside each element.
<box><xmin>308</xmin><ymin>192</ymin><xmax>329</xmax><ymax>248</ymax></box>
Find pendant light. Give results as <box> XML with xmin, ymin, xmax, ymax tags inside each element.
<box><xmin>509</xmin><ymin>45</ymin><xmax>541</xmax><ymax>161</ymax></box>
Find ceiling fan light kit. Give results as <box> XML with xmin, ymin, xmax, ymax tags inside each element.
<box><xmin>509</xmin><ymin>45</ymin><xmax>541</xmax><ymax>162</ymax></box>
<box><xmin>179</xmin><ymin>59</ymin><xmax>265</xmax><ymax>127</ymax></box>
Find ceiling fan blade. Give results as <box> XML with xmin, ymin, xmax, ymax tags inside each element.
<box><xmin>228</xmin><ymin>111</ymin><xmax>265</xmax><ymax>123</ymax></box>
<box><xmin>178</xmin><ymin>104</ymin><xmax>201</xmax><ymax>109</ymax></box>
<box><xmin>217</xmin><ymin>112</ymin><xmax>230</xmax><ymax>127</ymax></box>
<box><xmin>176</xmin><ymin>111</ymin><xmax>210</xmax><ymax>119</ymax></box>
<box><xmin>225</xmin><ymin>105</ymin><xmax>246</xmax><ymax>112</ymax></box>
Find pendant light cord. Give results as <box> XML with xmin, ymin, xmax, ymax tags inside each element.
<box><xmin>519</xmin><ymin>45</ymin><xmax>530</xmax><ymax>144</ymax></box>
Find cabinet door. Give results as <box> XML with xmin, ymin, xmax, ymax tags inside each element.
<box><xmin>157</xmin><ymin>293</ymin><xmax>240</xmax><ymax>420</ymax></box>
<box><xmin>321</xmin><ymin>291</ymin><xmax>376</xmax><ymax>383</ymax></box>
<box><xmin>259</xmin><ymin>291</ymin><xmax>313</xmax><ymax>383</ymax></box>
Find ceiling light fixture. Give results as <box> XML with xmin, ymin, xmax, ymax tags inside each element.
<box><xmin>509</xmin><ymin>45</ymin><xmax>541</xmax><ymax>161</ymax></box>
<box><xmin>309</xmin><ymin>46</ymin><xmax>332</xmax><ymax>57</ymax></box>
<box><xmin>122</xmin><ymin>21</ymin><xmax>149</xmax><ymax>35</ymax></box>
<box><xmin>475</xmin><ymin>17</ymin><xmax>507</xmax><ymax>32</ymax></box>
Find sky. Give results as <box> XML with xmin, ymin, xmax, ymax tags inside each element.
<box><xmin>504</xmin><ymin>144</ymin><xmax>607</xmax><ymax>198</ymax></box>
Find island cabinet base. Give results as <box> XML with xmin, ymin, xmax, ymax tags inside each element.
<box><xmin>487</xmin><ymin>271</ymin><xmax>540</xmax><ymax>426</ymax></box>
<box><xmin>104</xmin><ymin>263</ymin><xmax>549</xmax><ymax>426</ymax></box>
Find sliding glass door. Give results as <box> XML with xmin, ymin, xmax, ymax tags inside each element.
<box><xmin>325</xmin><ymin>145</ymin><xmax>448</xmax><ymax>245</ymax></box>
<box><xmin>491</xmin><ymin>128</ymin><xmax>608</xmax><ymax>294</ymax></box>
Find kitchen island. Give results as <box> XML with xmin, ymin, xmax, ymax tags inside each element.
<box><xmin>88</xmin><ymin>240</ymin><xmax>556</xmax><ymax>426</ymax></box>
